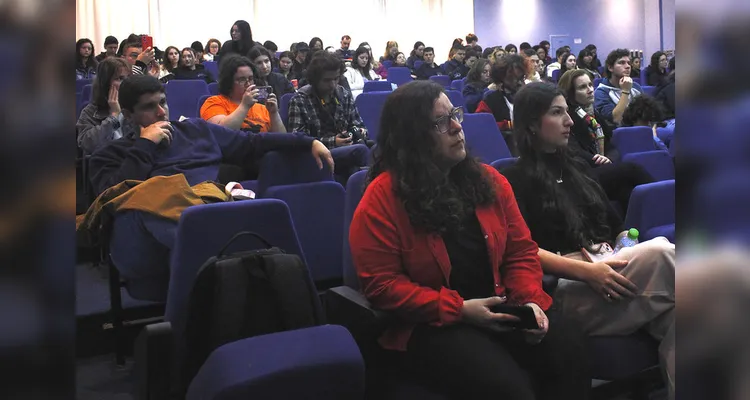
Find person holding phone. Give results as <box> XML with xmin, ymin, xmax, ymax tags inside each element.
<box><xmin>500</xmin><ymin>82</ymin><xmax>674</xmax><ymax>399</ymax></box>
<box><xmin>200</xmin><ymin>55</ymin><xmax>285</xmax><ymax>133</ymax></box>
<box><xmin>349</xmin><ymin>80</ymin><xmax>590</xmax><ymax>400</ymax></box>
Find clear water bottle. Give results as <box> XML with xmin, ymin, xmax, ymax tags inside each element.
<box><xmin>614</xmin><ymin>228</ymin><xmax>640</xmax><ymax>253</ymax></box>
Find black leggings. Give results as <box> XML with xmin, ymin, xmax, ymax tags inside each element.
<box><xmin>396</xmin><ymin>310</ymin><xmax>590</xmax><ymax>400</ymax></box>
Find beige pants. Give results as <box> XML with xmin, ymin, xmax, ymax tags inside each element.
<box><xmin>555</xmin><ymin>237</ymin><xmax>675</xmax><ymax>399</ymax></box>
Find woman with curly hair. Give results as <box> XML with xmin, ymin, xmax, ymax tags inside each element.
<box><xmin>349</xmin><ymin>80</ymin><xmax>590</xmax><ymax>400</ymax></box>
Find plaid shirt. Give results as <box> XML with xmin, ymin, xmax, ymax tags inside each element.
<box><xmin>288</xmin><ymin>84</ymin><xmax>367</xmax><ymax>148</ymax></box>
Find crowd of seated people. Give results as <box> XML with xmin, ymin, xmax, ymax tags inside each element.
<box><xmin>77</xmin><ymin>24</ymin><xmax>676</xmax><ymax>399</ymax></box>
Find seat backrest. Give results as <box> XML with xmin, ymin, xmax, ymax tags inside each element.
<box><xmin>81</xmin><ymin>84</ymin><xmax>93</xmax><ymax>103</ymax></box>
<box><xmin>612</xmin><ymin>126</ymin><xmax>656</xmax><ymax>158</ymax></box>
<box><xmin>642</xmin><ymin>85</ymin><xmax>657</xmax><ymax>97</ymax></box>
<box><xmin>165</xmin><ymin>80</ymin><xmax>210</xmax><ymax>119</ymax></box>
<box><xmin>342</xmin><ymin>169</ymin><xmax>368</xmax><ymax>289</ymax></box>
<box><xmin>429</xmin><ymin>75</ymin><xmax>451</xmax><ymax>88</ymax></box>
<box><xmin>76</xmin><ymin>79</ymin><xmax>92</xmax><ymax>94</ymax></box>
<box><xmin>444</xmin><ymin>90</ymin><xmax>466</xmax><ymax>111</ymax></box>
<box><xmin>265</xmin><ymin>182</ymin><xmax>346</xmax><ymax>283</ymax></box>
<box><xmin>363</xmin><ymin>80</ymin><xmax>393</xmax><ymax>93</ymax></box>
<box><xmin>256</xmin><ymin>150</ymin><xmax>334</xmax><ymax>196</ymax></box>
<box><xmin>461</xmin><ymin>113</ymin><xmax>513</xmax><ymax>163</ymax></box>
<box><xmin>414</xmin><ymin>60</ymin><xmax>424</xmax><ymax>70</ymax></box>
<box><xmin>640</xmin><ymin>68</ymin><xmax>648</xmax><ymax>83</ymax></box>
<box><xmin>196</xmin><ymin>95</ymin><xmax>211</xmax><ymax>118</ymax></box>
<box><xmin>166</xmin><ymin>199</ymin><xmax>307</xmax><ymax>339</ymax></box>
<box><xmin>208</xmin><ymin>82</ymin><xmax>219</xmax><ymax>96</ymax></box>
<box><xmin>203</xmin><ymin>61</ymin><xmax>219</xmax><ymax>80</ymax></box>
<box><xmin>387</xmin><ymin>67</ymin><xmax>412</xmax><ymax>87</ymax></box>
<box><xmin>450</xmin><ymin>78</ymin><xmax>465</xmax><ymax>92</ymax></box>
<box><xmin>355</xmin><ymin>91</ymin><xmax>390</xmax><ymax>142</ymax></box>
<box><xmin>696</xmin><ymin>168</ymin><xmax>750</xmax><ymax>238</ymax></box>
<box><xmin>622</xmin><ymin>150</ymin><xmax>675</xmax><ymax>181</ymax></box>
<box><xmin>594</xmin><ymin>77</ymin><xmax>605</xmax><ymax>88</ymax></box>
<box><xmin>598</xmin><ymin>66</ymin><xmax>605</xmax><ymax>75</ymax></box>
<box><xmin>632</xmin><ymin>77</ymin><xmax>642</xmax><ymax>86</ymax></box>
<box><xmin>279</xmin><ymin>92</ymin><xmax>294</xmax><ymax>127</ymax></box>
<box><xmin>381</xmin><ymin>60</ymin><xmax>394</xmax><ymax>69</ymax></box>
<box><xmin>490</xmin><ymin>157</ymin><xmax>518</xmax><ymax>171</ymax></box>
<box><xmin>623</xmin><ymin>180</ymin><xmax>675</xmax><ymax>238</ymax></box>
<box><xmin>551</xmin><ymin>69</ymin><xmax>561</xmax><ymax>82</ymax></box>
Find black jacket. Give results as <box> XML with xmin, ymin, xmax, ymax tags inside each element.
<box><xmin>259</xmin><ymin>72</ymin><xmax>295</xmax><ymax>98</ymax></box>
<box><xmin>173</xmin><ymin>64</ymin><xmax>215</xmax><ymax>84</ymax></box>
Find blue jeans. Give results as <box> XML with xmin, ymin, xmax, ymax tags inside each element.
<box><xmin>331</xmin><ymin>144</ymin><xmax>369</xmax><ymax>184</ymax></box>
<box><xmin>110</xmin><ymin>210</ymin><xmax>177</xmax><ymax>301</ymax></box>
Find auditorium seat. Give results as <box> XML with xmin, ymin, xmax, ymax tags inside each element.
<box><xmin>414</xmin><ymin>60</ymin><xmax>424</xmax><ymax>70</ymax></box>
<box><xmin>202</xmin><ymin>61</ymin><xmax>219</xmax><ymax>81</ymax></box>
<box><xmin>355</xmin><ymin>91</ymin><xmax>390</xmax><ymax>142</ymax></box>
<box><xmin>622</xmin><ymin>150</ymin><xmax>675</xmax><ymax>181</ymax></box>
<box><xmin>265</xmin><ymin>181</ymin><xmax>345</xmax><ymax>285</ymax></box>
<box><xmin>381</xmin><ymin>60</ymin><xmax>394</xmax><ymax>69</ymax></box>
<box><xmin>429</xmin><ymin>75</ymin><xmax>451</xmax><ymax>88</ymax></box>
<box><xmin>642</xmin><ymin>85</ymin><xmax>657</xmax><ymax>97</ymax></box>
<box><xmin>255</xmin><ymin>150</ymin><xmax>335</xmax><ymax>196</ymax></box>
<box><xmin>490</xmin><ymin>157</ymin><xmax>518</xmax><ymax>171</ymax></box>
<box><xmin>186</xmin><ymin>325</ymin><xmax>365</xmax><ymax>400</ymax></box>
<box><xmin>208</xmin><ymin>82</ymin><xmax>219</xmax><ymax>95</ymax></box>
<box><xmin>551</xmin><ymin>69</ymin><xmax>561</xmax><ymax>82</ymax></box>
<box><xmin>444</xmin><ymin>90</ymin><xmax>466</xmax><ymax>112</ymax></box>
<box><xmin>387</xmin><ymin>67</ymin><xmax>412</xmax><ymax>87</ymax></box>
<box><xmin>279</xmin><ymin>92</ymin><xmax>294</xmax><ymax>127</ymax></box>
<box><xmin>612</xmin><ymin>126</ymin><xmax>657</xmax><ymax>158</ymax></box>
<box><xmin>363</xmin><ymin>80</ymin><xmax>393</xmax><ymax>92</ymax></box>
<box><xmin>165</xmin><ymin>79</ymin><xmax>209</xmax><ymax>119</ymax></box>
<box><xmin>450</xmin><ymin>78</ymin><xmax>466</xmax><ymax>92</ymax></box>
<box><xmin>461</xmin><ymin>113</ymin><xmax>513</xmax><ymax>163</ymax></box>
<box><xmin>624</xmin><ymin>179</ymin><xmax>675</xmax><ymax>242</ymax></box>
<box><xmin>196</xmin><ymin>95</ymin><xmax>211</xmax><ymax>118</ymax></box>
<box><xmin>594</xmin><ymin>77</ymin><xmax>605</xmax><ymax>88</ymax></box>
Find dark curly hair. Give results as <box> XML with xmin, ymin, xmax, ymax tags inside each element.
<box><xmin>513</xmin><ymin>82</ymin><xmax>613</xmax><ymax>248</ymax></box>
<box><xmin>367</xmin><ymin>80</ymin><xmax>496</xmax><ymax>233</ymax></box>
<box><xmin>621</xmin><ymin>94</ymin><xmax>665</xmax><ymax>126</ymax></box>
<box><xmin>217</xmin><ymin>54</ymin><xmax>258</xmax><ymax>97</ymax></box>
<box><xmin>305</xmin><ymin>51</ymin><xmax>346</xmax><ymax>87</ymax></box>
<box><xmin>604</xmin><ymin>48</ymin><xmax>630</xmax><ymax>78</ymax></box>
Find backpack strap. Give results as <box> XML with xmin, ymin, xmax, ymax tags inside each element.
<box><xmin>261</xmin><ymin>253</ymin><xmax>323</xmax><ymax>329</ymax></box>
<box><xmin>210</xmin><ymin>257</ymin><xmax>251</xmax><ymax>348</ymax></box>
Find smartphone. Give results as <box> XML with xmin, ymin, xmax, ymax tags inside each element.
<box><xmin>141</xmin><ymin>34</ymin><xmax>153</xmax><ymax>51</ymax></box>
<box><xmin>255</xmin><ymin>86</ymin><xmax>273</xmax><ymax>103</ymax></box>
<box><xmin>489</xmin><ymin>304</ymin><xmax>540</xmax><ymax>330</ymax></box>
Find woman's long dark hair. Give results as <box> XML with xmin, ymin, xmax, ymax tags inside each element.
<box><xmin>230</xmin><ymin>20</ymin><xmax>254</xmax><ymax>55</ymax></box>
<box><xmin>576</xmin><ymin>49</ymin><xmax>594</xmax><ymax>70</ymax></box>
<box><xmin>76</xmin><ymin>38</ymin><xmax>97</xmax><ymax>70</ymax></box>
<box><xmin>513</xmin><ymin>82</ymin><xmax>612</xmax><ymax>247</ymax></box>
<box><xmin>410</xmin><ymin>41</ymin><xmax>425</xmax><ymax>58</ymax></box>
<box><xmin>91</xmin><ymin>57</ymin><xmax>129</xmax><ymax>112</ymax></box>
<box><xmin>367</xmin><ymin>81</ymin><xmax>495</xmax><ymax>233</ymax></box>
<box><xmin>650</xmin><ymin>51</ymin><xmax>666</xmax><ymax>72</ymax></box>
<box><xmin>352</xmin><ymin>46</ymin><xmax>373</xmax><ymax>78</ymax></box>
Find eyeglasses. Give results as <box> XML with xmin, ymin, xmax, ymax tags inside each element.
<box><xmin>235</xmin><ymin>76</ymin><xmax>254</xmax><ymax>85</ymax></box>
<box><xmin>433</xmin><ymin>106</ymin><xmax>464</xmax><ymax>134</ymax></box>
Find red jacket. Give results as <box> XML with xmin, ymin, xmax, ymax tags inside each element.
<box><xmin>349</xmin><ymin>165</ymin><xmax>552</xmax><ymax>351</ymax></box>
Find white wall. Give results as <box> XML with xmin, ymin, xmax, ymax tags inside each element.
<box><xmin>76</xmin><ymin>0</ymin><xmax>474</xmax><ymax>63</ymax></box>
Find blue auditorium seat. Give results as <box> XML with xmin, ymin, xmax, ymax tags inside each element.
<box><xmin>462</xmin><ymin>113</ymin><xmax>513</xmax><ymax>163</ymax></box>
<box><xmin>642</xmin><ymin>85</ymin><xmax>657</xmax><ymax>97</ymax></box>
<box><xmin>265</xmin><ymin>182</ymin><xmax>346</xmax><ymax>284</ymax></box>
<box><xmin>196</xmin><ymin>94</ymin><xmax>211</xmax><ymax>118</ymax></box>
<box><xmin>450</xmin><ymin>78</ymin><xmax>466</xmax><ymax>92</ymax></box>
<box><xmin>490</xmin><ymin>157</ymin><xmax>518</xmax><ymax>171</ymax></box>
<box><xmin>612</xmin><ymin>126</ymin><xmax>658</xmax><ymax>158</ymax></box>
<box><xmin>381</xmin><ymin>60</ymin><xmax>394</xmax><ymax>69</ymax></box>
<box><xmin>622</xmin><ymin>150</ymin><xmax>675</xmax><ymax>181</ymax></box>
<box><xmin>279</xmin><ymin>92</ymin><xmax>294</xmax><ymax>127</ymax></box>
<box><xmin>255</xmin><ymin>151</ymin><xmax>334</xmax><ymax>196</ymax></box>
<box><xmin>387</xmin><ymin>67</ymin><xmax>412</xmax><ymax>87</ymax></box>
<box><xmin>429</xmin><ymin>75</ymin><xmax>451</xmax><ymax>88</ymax></box>
<box><xmin>551</xmin><ymin>69</ymin><xmax>561</xmax><ymax>82</ymax></box>
<box><xmin>624</xmin><ymin>180</ymin><xmax>675</xmax><ymax>242</ymax></box>
<box><xmin>77</xmin><ymin>78</ymin><xmax>92</xmax><ymax>94</ymax></box>
<box><xmin>203</xmin><ymin>61</ymin><xmax>219</xmax><ymax>81</ymax></box>
<box><xmin>208</xmin><ymin>82</ymin><xmax>219</xmax><ymax>95</ymax></box>
<box><xmin>355</xmin><ymin>91</ymin><xmax>390</xmax><ymax>142</ymax></box>
<box><xmin>165</xmin><ymin>79</ymin><xmax>209</xmax><ymax>119</ymax></box>
<box><xmin>363</xmin><ymin>80</ymin><xmax>393</xmax><ymax>92</ymax></box>
<box><xmin>186</xmin><ymin>325</ymin><xmax>365</xmax><ymax>400</ymax></box>
<box><xmin>414</xmin><ymin>60</ymin><xmax>424</xmax><ymax>70</ymax></box>
<box><xmin>444</xmin><ymin>90</ymin><xmax>466</xmax><ymax>112</ymax></box>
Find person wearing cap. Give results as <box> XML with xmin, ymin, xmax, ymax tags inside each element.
<box><xmin>289</xmin><ymin>42</ymin><xmax>310</xmax><ymax>81</ymax></box>
<box><xmin>96</xmin><ymin>36</ymin><xmax>119</xmax><ymax>62</ymax></box>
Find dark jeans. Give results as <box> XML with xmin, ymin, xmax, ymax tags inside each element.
<box><xmin>331</xmin><ymin>143</ymin><xmax>369</xmax><ymax>185</ymax></box>
<box><xmin>393</xmin><ymin>310</ymin><xmax>590</xmax><ymax>400</ymax></box>
<box><xmin>109</xmin><ymin>210</ymin><xmax>177</xmax><ymax>301</ymax></box>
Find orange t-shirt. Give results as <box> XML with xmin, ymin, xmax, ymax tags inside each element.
<box><xmin>200</xmin><ymin>95</ymin><xmax>271</xmax><ymax>132</ymax></box>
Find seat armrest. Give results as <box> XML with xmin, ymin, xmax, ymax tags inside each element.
<box><xmin>324</xmin><ymin>286</ymin><xmax>394</xmax><ymax>335</ymax></box>
<box><xmin>134</xmin><ymin>322</ymin><xmax>173</xmax><ymax>400</ymax></box>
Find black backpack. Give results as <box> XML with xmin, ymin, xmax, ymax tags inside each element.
<box><xmin>182</xmin><ymin>231</ymin><xmax>324</xmax><ymax>386</ymax></box>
